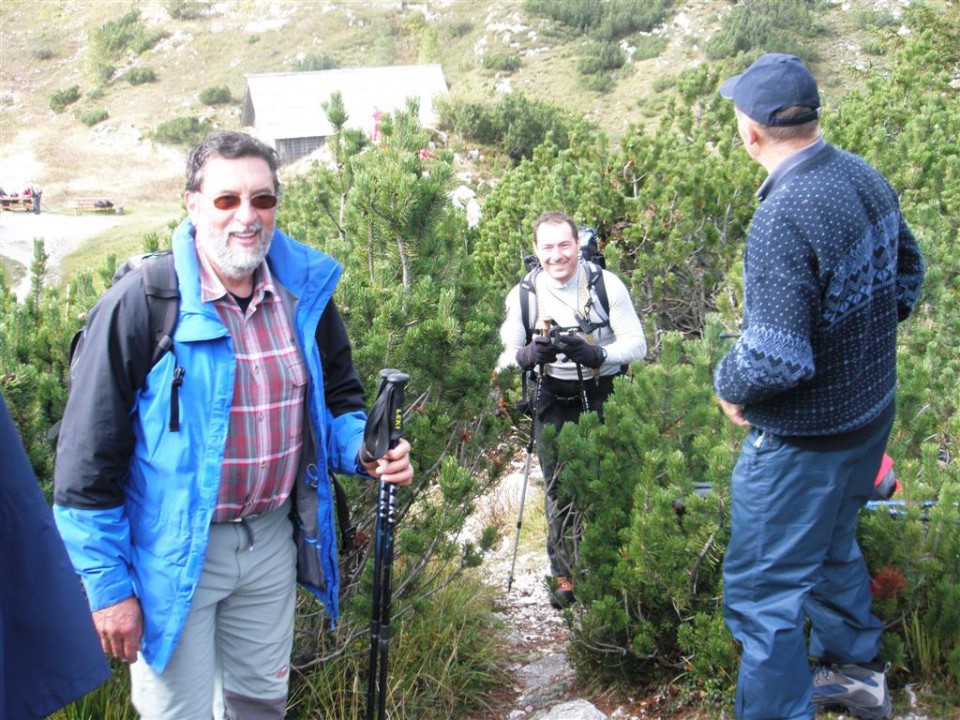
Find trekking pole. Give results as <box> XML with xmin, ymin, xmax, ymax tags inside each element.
<box><xmin>365</xmin><ymin>369</ymin><xmax>409</xmax><ymax>720</ymax></box>
<box><xmin>507</xmin><ymin>319</ymin><xmax>551</xmax><ymax>593</ymax></box>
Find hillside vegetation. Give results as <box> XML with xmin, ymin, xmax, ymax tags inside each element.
<box><xmin>1</xmin><ymin>1</ymin><xmax>958</xmax><ymax>719</ymax></box>
<box><xmin>0</xmin><ymin>0</ymin><xmax>909</xmax><ymax>208</ymax></box>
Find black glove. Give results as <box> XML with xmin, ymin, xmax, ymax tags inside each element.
<box><xmin>516</xmin><ymin>336</ymin><xmax>559</xmax><ymax>371</ymax></box>
<box><xmin>554</xmin><ymin>334</ymin><xmax>606</xmax><ymax>368</ymax></box>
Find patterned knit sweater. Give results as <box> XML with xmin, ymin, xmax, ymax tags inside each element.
<box><xmin>714</xmin><ymin>141</ymin><xmax>925</xmax><ymax>436</ymax></box>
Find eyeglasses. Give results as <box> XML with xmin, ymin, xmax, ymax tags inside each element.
<box><xmin>196</xmin><ymin>192</ymin><xmax>278</xmax><ymax>211</ymax></box>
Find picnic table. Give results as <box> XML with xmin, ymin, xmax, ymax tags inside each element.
<box><xmin>0</xmin><ymin>195</ymin><xmax>34</xmax><ymax>212</ymax></box>
<box><xmin>74</xmin><ymin>197</ymin><xmax>122</xmax><ymax>215</ymax></box>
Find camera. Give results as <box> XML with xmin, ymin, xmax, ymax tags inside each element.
<box><xmin>546</xmin><ymin>324</ymin><xmax>579</xmax><ymax>349</ymax></box>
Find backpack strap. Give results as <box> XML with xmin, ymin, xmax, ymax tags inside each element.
<box><xmin>330</xmin><ymin>472</ymin><xmax>358</xmax><ymax>551</ymax></box>
<box><xmin>584</xmin><ymin>262</ymin><xmax>610</xmax><ymax>328</ymax></box>
<box><xmin>519</xmin><ymin>268</ymin><xmax>539</xmax><ymax>345</ymax></box>
<box><xmin>140</xmin><ymin>251</ymin><xmax>180</xmax><ymax>366</ymax></box>
<box><xmin>138</xmin><ymin>252</ymin><xmax>182</xmax><ymax>431</ymax></box>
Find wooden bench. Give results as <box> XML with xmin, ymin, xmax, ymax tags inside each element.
<box><xmin>0</xmin><ymin>196</ymin><xmax>33</xmax><ymax>212</ymax></box>
<box><xmin>74</xmin><ymin>197</ymin><xmax>120</xmax><ymax>215</ymax></box>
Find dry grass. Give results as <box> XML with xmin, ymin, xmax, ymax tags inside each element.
<box><xmin>57</xmin><ymin>203</ymin><xmax>183</xmax><ymax>281</ymax></box>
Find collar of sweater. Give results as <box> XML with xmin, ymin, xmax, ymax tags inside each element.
<box><xmin>757</xmin><ymin>136</ymin><xmax>827</xmax><ymax>200</ymax></box>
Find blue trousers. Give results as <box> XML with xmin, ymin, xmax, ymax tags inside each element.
<box><xmin>723</xmin><ymin>417</ymin><xmax>892</xmax><ymax>720</ymax></box>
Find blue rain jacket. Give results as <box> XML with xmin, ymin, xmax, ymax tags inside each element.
<box><xmin>54</xmin><ymin>220</ymin><xmax>366</xmax><ymax>672</ymax></box>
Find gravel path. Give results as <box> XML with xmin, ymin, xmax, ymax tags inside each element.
<box><xmin>0</xmin><ymin>210</ymin><xmax>121</xmax><ymax>300</ymax></box>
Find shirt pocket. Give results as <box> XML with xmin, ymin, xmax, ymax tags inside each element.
<box><xmin>281</xmin><ymin>351</ymin><xmax>309</xmax><ymax>438</ymax></box>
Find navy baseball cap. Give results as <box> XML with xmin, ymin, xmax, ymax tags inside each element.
<box><xmin>719</xmin><ymin>53</ymin><xmax>821</xmax><ymax>126</ymax></box>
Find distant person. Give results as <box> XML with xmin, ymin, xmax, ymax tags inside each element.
<box><xmin>496</xmin><ymin>211</ymin><xmax>646</xmax><ymax>608</ymax></box>
<box><xmin>714</xmin><ymin>53</ymin><xmax>925</xmax><ymax>720</ymax></box>
<box><xmin>1</xmin><ymin>390</ymin><xmax>110</xmax><ymax>719</ymax></box>
<box><xmin>53</xmin><ymin>131</ymin><xmax>413</xmax><ymax>719</ymax></box>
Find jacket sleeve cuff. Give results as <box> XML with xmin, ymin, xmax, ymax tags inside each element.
<box><xmin>53</xmin><ymin>504</ymin><xmax>134</xmax><ymax>612</ymax></box>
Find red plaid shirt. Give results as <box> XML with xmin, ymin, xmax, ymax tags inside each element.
<box><xmin>198</xmin><ymin>255</ymin><xmax>307</xmax><ymax>522</ymax></box>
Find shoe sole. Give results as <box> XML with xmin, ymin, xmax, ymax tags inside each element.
<box><xmin>813</xmin><ymin>697</ymin><xmax>892</xmax><ymax>720</ymax></box>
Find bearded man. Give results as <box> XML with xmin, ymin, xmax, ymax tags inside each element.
<box><xmin>54</xmin><ymin>131</ymin><xmax>412</xmax><ymax>719</ymax></box>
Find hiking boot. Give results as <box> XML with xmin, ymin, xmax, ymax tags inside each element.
<box><xmin>812</xmin><ymin>662</ymin><xmax>892</xmax><ymax>720</ymax></box>
<box><xmin>549</xmin><ymin>576</ymin><xmax>576</xmax><ymax>609</ymax></box>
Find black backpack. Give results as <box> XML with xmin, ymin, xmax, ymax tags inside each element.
<box><xmin>52</xmin><ymin>251</ymin><xmax>358</xmax><ymax>551</ymax></box>
<box><xmin>518</xmin><ymin>225</ymin><xmax>611</xmax><ymax>343</ymax></box>
<box><xmin>50</xmin><ymin>251</ymin><xmax>181</xmax><ymax>437</ymax></box>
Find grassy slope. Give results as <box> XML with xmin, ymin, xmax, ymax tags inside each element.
<box><xmin>0</xmin><ymin>0</ymin><xmax>907</xmax><ymax>273</ymax></box>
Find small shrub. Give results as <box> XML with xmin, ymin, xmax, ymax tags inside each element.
<box><xmin>419</xmin><ymin>25</ymin><xmax>441</xmax><ymax>63</ymax></box>
<box><xmin>704</xmin><ymin>0</ymin><xmax>818</xmax><ymax>61</ymax></box>
<box><xmin>199</xmin><ymin>85</ymin><xmax>232</xmax><ymax>105</ymax></box>
<box><xmin>632</xmin><ymin>34</ymin><xmax>667</xmax><ymax>62</ymax></box>
<box><xmin>152</xmin><ymin>116</ymin><xmax>211</xmax><ymax>147</ymax></box>
<box><xmin>481</xmin><ymin>54</ymin><xmax>522</xmax><ymax>73</ymax></box>
<box><xmin>132</xmin><ymin>31</ymin><xmax>166</xmax><ymax>54</ymax></box>
<box><xmin>86</xmin><ymin>87</ymin><xmax>104</xmax><ymax>101</ymax></box>
<box><xmin>524</xmin><ymin>0</ymin><xmax>670</xmax><ymax>40</ymax></box>
<box><xmin>50</xmin><ymin>85</ymin><xmax>81</xmax><ymax>113</ymax></box>
<box><xmin>87</xmin><ymin>9</ymin><xmax>166</xmax><ymax>84</ymax></box>
<box><xmin>855</xmin><ymin>10</ymin><xmax>897</xmax><ymax>30</ymax></box>
<box><xmin>435</xmin><ymin>93</ymin><xmax>576</xmax><ymax>163</ymax></box>
<box><xmin>166</xmin><ymin>0</ymin><xmax>205</xmax><ymax>20</ymax></box>
<box><xmin>294</xmin><ymin>53</ymin><xmax>337</xmax><ymax>71</ymax></box>
<box><xmin>579</xmin><ymin>72</ymin><xmax>615</xmax><ymax>93</ymax></box>
<box><xmin>77</xmin><ymin>108</ymin><xmax>109</xmax><ymax>126</ymax></box>
<box><xmin>447</xmin><ymin>20</ymin><xmax>473</xmax><ymax>38</ymax></box>
<box><xmin>124</xmin><ymin>67</ymin><xmax>157</xmax><ymax>85</ymax></box>
<box><xmin>90</xmin><ymin>62</ymin><xmax>116</xmax><ymax>85</ymax></box>
<box><xmin>92</xmin><ymin>10</ymin><xmax>164</xmax><ymax>57</ymax></box>
<box><xmin>578</xmin><ymin>42</ymin><xmax>626</xmax><ymax>75</ymax></box>
<box><xmin>33</xmin><ymin>48</ymin><xmax>55</xmax><ymax>61</ymax></box>
<box><xmin>652</xmin><ymin>74</ymin><xmax>676</xmax><ymax>93</ymax></box>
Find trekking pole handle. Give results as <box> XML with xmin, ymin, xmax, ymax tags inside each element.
<box><xmin>361</xmin><ymin>369</ymin><xmax>409</xmax><ymax>463</ymax></box>
<box><xmin>540</xmin><ymin>317</ymin><xmax>553</xmax><ymax>338</ymax></box>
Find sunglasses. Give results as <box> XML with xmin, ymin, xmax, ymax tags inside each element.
<box><xmin>197</xmin><ymin>192</ymin><xmax>278</xmax><ymax>211</ymax></box>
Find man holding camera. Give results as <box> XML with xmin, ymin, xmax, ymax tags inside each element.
<box><xmin>497</xmin><ymin>211</ymin><xmax>646</xmax><ymax>607</ymax></box>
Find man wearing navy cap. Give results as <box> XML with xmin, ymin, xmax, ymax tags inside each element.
<box><xmin>714</xmin><ymin>54</ymin><xmax>925</xmax><ymax>720</ymax></box>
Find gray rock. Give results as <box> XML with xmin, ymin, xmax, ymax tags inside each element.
<box><xmin>533</xmin><ymin>699</ymin><xmax>608</xmax><ymax>720</ymax></box>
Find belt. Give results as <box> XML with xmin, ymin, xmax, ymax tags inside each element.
<box><xmin>219</xmin><ymin>515</ymin><xmax>258</xmax><ymax>551</ymax></box>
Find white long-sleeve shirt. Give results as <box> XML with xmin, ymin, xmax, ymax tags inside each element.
<box><xmin>496</xmin><ymin>263</ymin><xmax>647</xmax><ymax>381</ymax></box>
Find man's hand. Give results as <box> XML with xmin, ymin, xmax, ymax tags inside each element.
<box><xmin>360</xmin><ymin>437</ymin><xmax>414</xmax><ymax>486</ymax></box>
<box><xmin>92</xmin><ymin>596</ymin><xmax>143</xmax><ymax>663</ymax></box>
<box><xmin>718</xmin><ymin>397</ymin><xmax>751</xmax><ymax>428</ymax></box>
<box><xmin>555</xmin><ymin>334</ymin><xmax>606</xmax><ymax>368</ymax></box>
<box><xmin>516</xmin><ymin>336</ymin><xmax>559</xmax><ymax>371</ymax></box>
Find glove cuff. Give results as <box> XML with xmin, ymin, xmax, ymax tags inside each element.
<box><xmin>585</xmin><ymin>345</ymin><xmax>607</xmax><ymax>368</ymax></box>
<box><xmin>516</xmin><ymin>346</ymin><xmax>534</xmax><ymax>371</ymax></box>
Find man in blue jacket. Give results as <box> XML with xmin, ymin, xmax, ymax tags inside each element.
<box><xmin>53</xmin><ymin>131</ymin><xmax>413</xmax><ymax>719</ymax></box>
<box><xmin>714</xmin><ymin>54</ymin><xmax>924</xmax><ymax>720</ymax></box>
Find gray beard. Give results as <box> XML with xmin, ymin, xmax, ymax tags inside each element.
<box><xmin>209</xmin><ymin>224</ymin><xmax>271</xmax><ymax>278</ymax></box>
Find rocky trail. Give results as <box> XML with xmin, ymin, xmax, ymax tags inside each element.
<box><xmin>465</xmin><ymin>455</ymin><xmax>696</xmax><ymax>720</ymax></box>
<box><xmin>465</xmin><ymin>455</ymin><xmax>600</xmax><ymax>720</ymax></box>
